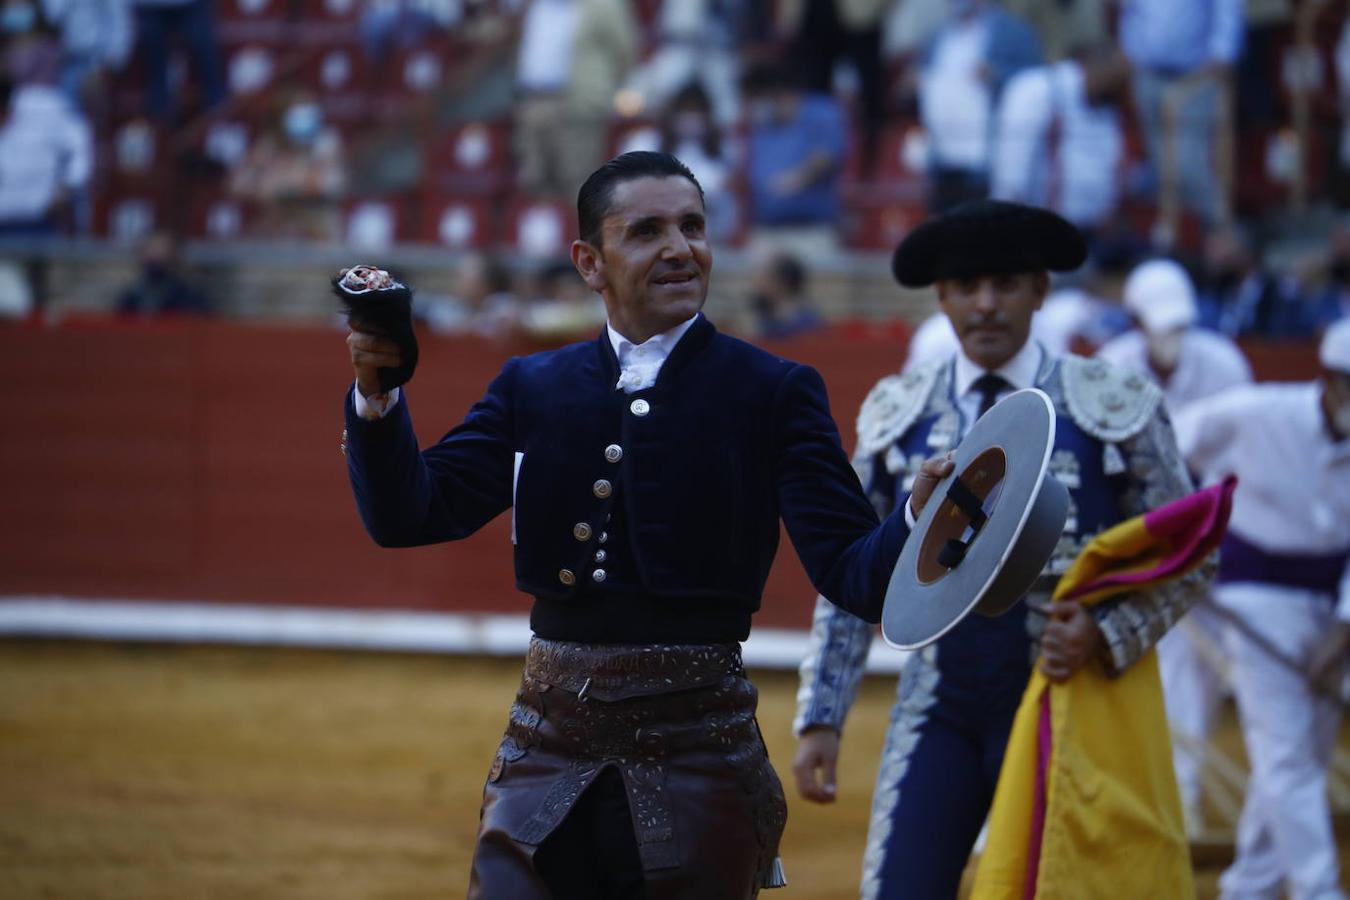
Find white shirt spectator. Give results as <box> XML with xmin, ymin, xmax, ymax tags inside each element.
<box><xmin>517</xmin><ymin>0</ymin><xmax>579</xmax><ymax>92</ymax></box>
<box><xmin>1174</xmin><ymin>381</ymin><xmax>1350</xmax><ymax>616</ymax></box>
<box><xmin>1096</xmin><ymin>327</ymin><xmax>1251</xmax><ymax>416</ymax></box>
<box><xmin>992</xmin><ymin>60</ymin><xmax>1122</xmax><ymax>229</ymax></box>
<box><xmin>41</xmin><ymin>0</ymin><xmax>133</xmax><ymax>67</ymax></box>
<box><xmin>919</xmin><ymin>14</ymin><xmax>992</xmax><ymax>171</ymax></box>
<box><xmin>0</xmin><ymin>84</ymin><xmax>92</xmax><ymax>224</ymax></box>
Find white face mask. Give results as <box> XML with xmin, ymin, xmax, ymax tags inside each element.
<box><xmin>1147</xmin><ymin>329</ymin><xmax>1185</xmax><ymax>371</ymax></box>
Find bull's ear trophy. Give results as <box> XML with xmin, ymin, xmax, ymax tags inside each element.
<box><xmin>333</xmin><ymin>265</ymin><xmax>419</xmax><ymax>393</ymax></box>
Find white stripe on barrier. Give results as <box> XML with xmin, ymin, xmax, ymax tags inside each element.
<box><xmin>0</xmin><ymin>596</ymin><xmax>910</xmax><ymax>674</ymax></box>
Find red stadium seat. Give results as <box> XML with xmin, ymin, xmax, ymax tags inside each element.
<box><xmin>506</xmin><ymin>198</ymin><xmax>576</xmax><ymax>259</ymax></box>
<box><xmin>424</xmin><ymin>120</ymin><xmax>512</xmax><ymax>192</ymax></box>
<box><xmin>94</xmin><ymin>192</ymin><xmax>164</xmax><ymax>242</ymax></box>
<box><xmin>216</xmin><ymin>0</ymin><xmax>289</xmax><ymax>43</ymax></box>
<box><xmin>344</xmin><ymin>198</ymin><xmax>410</xmax><ymax>250</ymax></box>
<box><xmin>838</xmin><ymin>192</ymin><xmax>925</xmax><ymax>252</ymax></box>
<box><xmin>417</xmin><ymin>196</ymin><xmax>496</xmax><ymax>249</ymax></box>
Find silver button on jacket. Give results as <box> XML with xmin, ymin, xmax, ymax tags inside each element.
<box><xmin>572</xmin><ymin>522</ymin><xmax>592</xmax><ymax>541</ymax></box>
<box><xmin>558</xmin><ymin>569</ymin><xmax>576</xmax><ymax>586</ymax></box>
<box><xmin>630</xmin><ymin>399</ymin><xmax>650</xmax><ymax>416</ymax></box>
<box><xmin>592</xmin><ymin>569</ymin><xmax>607</xmax><ymax>583</ymax></box>
<box><xmin>592</xmin><ymin>479</ymin><xmax>612</xmax><ymax>499</ymax></box>
<box><xmin>604</xmin><ymin>444</ymin><xmax>623</xmax><ymax>463</ymax></box>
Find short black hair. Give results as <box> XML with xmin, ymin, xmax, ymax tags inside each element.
<box><xmin>576</xmin><ymin>151</ymin><xmax>703</xmax><ymax>248</ymax></box>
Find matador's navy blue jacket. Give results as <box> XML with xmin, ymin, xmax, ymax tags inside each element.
<box><xmin>343</xmin><ymin>315</ymin><xmax>912</xmax><ymax>644</ymax></box>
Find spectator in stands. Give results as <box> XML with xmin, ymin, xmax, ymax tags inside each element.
<box><xmin>991</xmin><ymin>43</ymin><xmax>1128</xmax><ymax>239</ymax></box>
<box><xmin>625</xmin><ymin>0</ymin><xmax>765</xmax><ymax>128</ymax></box>
<box><xmin>1303</xmin><ymin>220</ymin><xmax>1350</xmax><ymax>329</ymax></box>
<box><xmin>514</xmin><ymin>0</ymin><xmax>638</xmax><ymax>199</ymax></box>
<box><xmin>1118</xmin><ymin>0</ymin><xmax>1244</xmax><ymax>238</ymax></box>
<box><xmin>1197</xmin><ymin>225</ymin><xmax>1307</xmax><ymax>338</ymax></box>
<box><xmin>749</xmin><ymin>250</ymin><xmax>824</xmax><ymax>340</ymax></box>
<box><xmin>0</xmin><ymin>73</ymin><xmax>90</xmax><ymax>236</ymax></box>
<box><xmin>740</xmin><ymin>61</ymin><xmax>847</xmax><ymax>260</ymax></box>
<box><xmin>419</xmin><ymin>251</ymin><xmax>522</xmax><ymax>340</ymax></box>
<box><xmin>115</xmin><ymin>231</ymin><xmax>210</xmax><ymax>316</ymax></box>
<box><xmin>229</xmin><ymin>94</ymin><xmax>347</xmax><ymax>242</ymax></box>
<box><xmin>779</xmin><ymin>0</ymin><xmax>896</xmax><ymax>174</ymax></box>
<box><xmin>916</xmin><ymin>0</ymin><xmax>1042</xmax><ymax>212</ymax></box>
<box><xmin>131</xmin><ymin>0</ymin><xmax>226</xmax><ymax>120</ymax></box>
<box><xmin>1001</xmin><ymin>0</ymin><xmax>1107</xmax><ymax>63</ymax></box>
<box><xmin>2</xmin><ymin>0</ymin><xmax>61</xmax><ymax>85</ymax></box>
<box><xmin>40</xmin><ymin>0</ymin><xmax>132</xmax><ymax>107</ymax></box>
<box><xmin>519</xmin><ymin>257</ymin><xmax>606</xmax><ymax>343</ymax></box>
<box><xmin>658</xmin><ymin>82</ymin><xmax>738</xmax><ymax>242</ymax></box>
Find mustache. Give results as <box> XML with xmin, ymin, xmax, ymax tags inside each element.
<box><xmin>962</xmin><ymin>315</ymin><xmax>1008</xmax><ymax>332</ymax></box>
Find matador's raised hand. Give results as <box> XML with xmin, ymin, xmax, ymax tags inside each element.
<box><xmin>334</xmin><ymin>265</ymin><xmax>419</xmax><ymax>395</ymax></box>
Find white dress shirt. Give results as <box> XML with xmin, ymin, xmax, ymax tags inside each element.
<box><xmin>1174</xmin><ymin>382</ymin><xmax>1350</xmax><ymax>618</ymax></box>
<box><xmin>607</xmin><ymin>314</ymin><xmax>699</xmax><ymax>393</ymax></box>
<box><xmin>0</xmin><ymin>85</ymin><xmax>92</xmax><ymax>224</ymax></box>
<box><xmin>352</xmin><ymin>314</ymin><xmax>701</xmax><ymax>419</ymax></box>
<box><xmin>1096</xmin><ymin>328</ymin><xmax>1252</xmax><ymax>417</ymax></box>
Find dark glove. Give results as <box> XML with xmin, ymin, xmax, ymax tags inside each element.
<box><xmin>333</xmin><ymin>265</ymin><xmax>419</xmax><ymax>393</ymax></box>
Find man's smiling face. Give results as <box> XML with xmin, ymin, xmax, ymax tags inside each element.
<box><xmin>573</xmin><ymin>175</ymin><xmax>711</xmax><ymax>343</ymax></box>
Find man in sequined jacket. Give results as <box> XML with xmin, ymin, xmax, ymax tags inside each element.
<box><xmin>791</xmin><ymin>200</ymin><xmax>1210</xmax><ymax>900</ymax></box>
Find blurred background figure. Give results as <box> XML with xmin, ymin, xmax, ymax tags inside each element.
<box><xmin>1097</xmin><ymin>258</ymin><xmax>1252</xmax><ymax>832</ymax></box>
<box><xmin>623</xmin><ymin>0</ymin><xmax>763</xmax><ymax>127</ymax></box>
<box><xmin>2</xmin><ymin>0</ymin><xmax>61</xmax><ymax>85</ymax></box>
<box><xmin>749</xmin><ymin>250</ymin><xmax>823</xmax><ymax>340</ymax></box>
<box><xmin>916</xmin><ymin>0</ymin><xmax>1042</xmax><ymax>213</ymax></box>
<box><xmin>1300</xmin><ymin>218</ymin><xmax>1350</xmax><ymax>330</ymax></box>
<box><xmin>131</xmin><ymin>0</ymin><xmax>226</xmax><ymax>120</ymax></box>
<box><xmin>518</xmin><ymin>257</ymin><xmax>605</xmax><ymax>344</ymax></box>
<box><xmin>229</xmin><ymin>94</ymin><xmax>347</xmax><ymax>242</ymax></box>
<box><xmin>1197</xmin><ymin>225</ymin><xmax>1307</xmax><ymax>339</ymax></box>
<box><xmin>419</xmin><ymin>251</ymin><xmax>522</xmax><ymax>340</ymax></box>
<box><xmin>779</xmin><ymin>0</ymin><xmax>895</xmax><ymax>174</ymax></box>
<box><xmin>40</xmin><ymin>0</ymin><xmax>132</xmax><ymax>107</ymax></box>
<box><xmin>1118</xmin><ymin>0</ymin><xmax>1244</xmax><ymax>243</ymax></box>
<box><xmin>1172</xmin><ymin>320</ymin><xmax>1350</xmax><ymax>900</ymax></box>
<box><xmin>657</xmin><ymin>82</ymin><xmax>738</xmax><ymax>242</ymax></box>
<box><xmin>513</xmin><ymin>0</ymin><xmax>637</xmax><ymax>199</ymax></box>
<box><xmin>0</xmin><ymin>73</ymin><xmax>90</xmax><ymax>237</ymax></box>
<box><xmin>991</xmin><ymin>42</ymin><xmax>1128</xmax><ymax>240</ymax></box>
<box><xmin>740</xmin><ymin>60</ymin><xmax>847</xmax><ymax>262</ymax></box>
<box><xmin>1001</xmin><ymin>0</ymin><xmax>1106</xmax><ymax>63</ymax></box>
<box><xmin>114</xmin><ymin>231</ymin><xmax>210</xmax><ymax>316</ymax></box>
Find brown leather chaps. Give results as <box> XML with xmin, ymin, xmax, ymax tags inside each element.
<box><xmin>467</xmin><ymin>639</ymin><xmax>788</xmax><ymax>899</ymax></box>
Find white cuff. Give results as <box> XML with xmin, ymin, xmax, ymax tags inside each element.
<box><xmin>353</xmin><ymin>384</ymin><xmax>401</xmax><ymax>420</ymax></box>
<box><xmin>904</xmin><ymin>497</ymin><xmax>918</xmax><ymax>529</ymax></box>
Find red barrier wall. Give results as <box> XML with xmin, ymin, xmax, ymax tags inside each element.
<box><xmin>0</xmin><ymin>321</ymin><xmax>1319</xmax><ymax>631</ymax></box>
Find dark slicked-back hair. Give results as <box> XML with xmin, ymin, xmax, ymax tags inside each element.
<box><xmin>576</xmin><ymin>151</ymin><xmax>704</xmax><ymax>248</ymax></box>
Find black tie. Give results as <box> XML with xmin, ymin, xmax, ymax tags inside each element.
<box><xmin>972</xmin><ymin>373</ymin><xmax>1010</xmax><ymax>418</ymax></box>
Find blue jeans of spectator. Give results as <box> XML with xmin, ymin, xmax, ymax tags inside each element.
<box><xmin>136</xmin><ymin>0</ymin><xmax>227</xmax><ymax>120</ymax></box>
<box><xmin>1131</xmin><ymin>67</ymin><xmax>1222</xmax><ymax>224</ymax></box>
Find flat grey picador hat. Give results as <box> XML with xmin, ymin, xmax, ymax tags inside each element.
<box><xmin>882</xmin><ymin>388</ymin><xmax>1070</xmax><ymax>650</ymax></box>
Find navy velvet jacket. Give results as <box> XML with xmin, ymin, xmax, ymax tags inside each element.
<box><xmin>344</xmin><ymin>316</ymin><xmax>911</xmax><ymax>644</ymax></box>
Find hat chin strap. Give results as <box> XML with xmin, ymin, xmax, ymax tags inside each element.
<box><xmin>937</xmin><ymin>476</ymin><xmax>990</xmax><ymax>569</ymax></box>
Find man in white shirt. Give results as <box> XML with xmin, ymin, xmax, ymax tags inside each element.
<box><xmin>0</xmin><ymin>77</ymin><xmax>91</xmax><ymax>235</ymax></box>
<box><xmin>1173</xmin><ymin>319</ymin><xmax>1350</xmax><ymax>900</ymax></box>
<box><xmin>1097</xmin><ymin>257</ymin><xmax>1252</xmax><ymax>830</ymax></box>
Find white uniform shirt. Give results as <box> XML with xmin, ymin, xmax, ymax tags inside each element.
<box><xmin>919</xmin><ymin>15</ymin><xmax>992</xmax><ymax>172</ymax></box>
<box><xmin>516</xmin><ymin>0</ymin><xmax>579</xmax><ymax>92</ymax></box>
<box><xmin>992</xmin><ymin>61</ymin><xmax>1123</xmax><ymax>229</ymax></box>
<box><xmin>1173</xmin><ymin>382</ymin><xmax>1350</xmax><ymax>617</ymax></box>
<box><xmin>0</xmin><ymin>85</ymin><xmax>92</xmax><ymax>223</ymax></box>
<box><xmin>1096</xmin><ymin>328</ymin><xmax>1252</xmax><ymax>415</ymax></box>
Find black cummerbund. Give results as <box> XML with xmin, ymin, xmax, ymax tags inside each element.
<box><xmin>1217</xmin><ymin>532</ymin><xmax>1348</xmax><ymax>593</ymax></box>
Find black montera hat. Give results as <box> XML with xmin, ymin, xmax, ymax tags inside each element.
<box><xmin>891</xmin><ymin>200</ymin><xmax>1088</xmax><ymax>288</ymax></box>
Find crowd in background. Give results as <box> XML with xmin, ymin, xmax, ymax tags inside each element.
<box><xmin>0</xmin><ymin>0</ymin><xmax>1348</xmax><ymax>338</ymax></box>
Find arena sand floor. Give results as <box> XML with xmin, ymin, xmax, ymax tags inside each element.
<box><xmin>2</xmin><ymin>639</ymin><xmax>1346</xmax><ymax>899</ymax></box>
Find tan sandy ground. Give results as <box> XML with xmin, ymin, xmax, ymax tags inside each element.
<box><xmin>0</xmin><ymin>640</ymin><xmax>1345</xmax><ymax>899</ymax></box>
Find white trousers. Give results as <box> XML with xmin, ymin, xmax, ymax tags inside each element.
<box><xmin>1159</xmin><ymin>600</ymin><xmax>1229</xmax><ymax>819</ymax></box>
<box><xmin>1215</xmin><ymin>583</ymin><xmax>1346</xmax><ymax>900</ymax></box>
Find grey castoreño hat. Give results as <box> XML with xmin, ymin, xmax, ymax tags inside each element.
<box><xmin>882</xmin><ymin>389</ymin><xmax>1070</xmax><ymax>650</ymax></box>
<box><xmin>891</xmin><ymin>199</ymin><xmax>1088</xmax><ymax>288</ymax></box>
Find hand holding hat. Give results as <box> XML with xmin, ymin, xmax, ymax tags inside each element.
<box><xmin>334</xmin><ymin>265</ymin><xmax>419</xmax><ymax>394</ymax></box>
